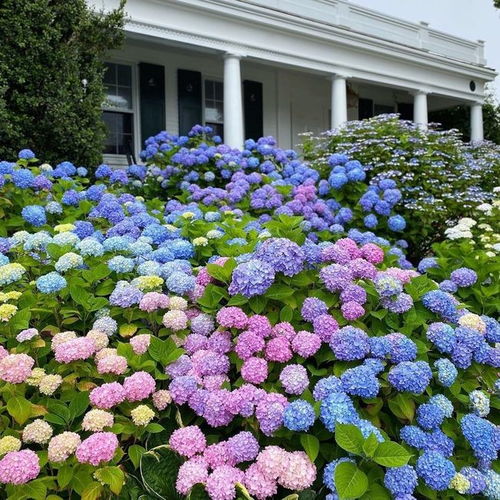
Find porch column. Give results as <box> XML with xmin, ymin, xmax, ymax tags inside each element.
<box><xmin>470</xmin><ymin>102</ymin><xmax>484</xmax><ymax>142</ymax></box>
<box><xmin>331</xmin><ymin>74</ymin><xmax>348</xmax><ymax>129</ymax></box>
<box><xmin>413</xmin><ymin>90</ymin><xmax>428</xmax><ymax>128</ymax></box>
<box><xmin>223</xmin><ymin>52</ymin><xmax>244</xmax><ymax>148</ymax></box>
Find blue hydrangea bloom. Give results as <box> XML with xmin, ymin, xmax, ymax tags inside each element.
<box><xmin>416</xmin><ymin>403</ymin><xmax>445</xmax><ymax>430</ymax></box>
<box><xmin>283</xmin><ymin>400</ymin><xmax>316</xmax><ymax>431</ymax></box>
<box><xmin>165</xmin><ymin>271</ymin><xmax>196</xmax><ymax>295</ymax></box>
<box><xmin>320</xmin><ymin>392</ymin><xmax>359</xmax><ymax>432</ymax></box>
<box><xmin>313</xmin><ymin>376</ymin><xmax>343</xmax><ymax>401</ymax></box>
<box><xmin>416</xmin><ymin>451</ymin><xmax>455</xmax><ymax>491</ymax></box>
<box><xmin>384</xmin><ymin>466</ymin><xmax>418</xmax><ymax>496</ymax></box>
<box><xmin>435</xmin><ymin>358</ymin><xmax>458</xmax><ymax>387</ymax></box>
<box><xmin>21</xmin><ymin>205</ymin><xmax>46</xmax><ymax>227</ymax></box>
<box><xmin>36</xmin><ymin>272</ymin><xmax>67</xmax><ymax>293</ymax></box>
<box><xmin>341</xmin><ymin>365</ymin><xmax>380</xmax><ymax>398</ymax></box>
<box><xmin>388</xmin><ymin>361</ymin><xmax>432</xmax><ymax>394</ymax></box>
<box><xmin>228</xmin><ymin>259</ymin><xmax>275</xmax><ymax>298</ymax></box>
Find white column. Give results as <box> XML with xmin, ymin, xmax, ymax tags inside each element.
<box><xmin>470</xmin><ymin>102</ymin><xmax>484</xmax><ymax>142</ymax></box>
<box><xmin>413</xmin><ymin>90</ymin><xmax>428</xmax><ymax>128</ymax></box>
<box><xmin>223</xmin><ymin>53</ymin><xmax>244</xmax><ymax>148</ymax></box>
<box><xmin>331</xmin><ymin>74</ymin><xmax>348</xmax><ymax>129</ymax></box>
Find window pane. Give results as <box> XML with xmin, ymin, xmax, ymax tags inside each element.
<box><xmin>214</xmin><ymin>81</ymin><xmax>223</xmax><ymax>100</ymax></box>
<box><xmin>115</xmin><ymin>86</ymin><xmax>133</xmax><ymax>109</ymax></box>
<box><xmin>206</xmin><ymin>122</ymin><xmax>223</xmax><ymax>140</ymax></box>
<box><xmin>117</xmin><ymin>64</ymin><xmax>132</xmax><ymax>86</ymax></box>
<box><xmin>103</xmin><ymin>63</ymin><xmax>115</xmax><ymax>85</ymax></box>
<box><xmin>102</xmin><ymin>111</ymin><xmax>133</xmax><ymax>155</ymax></box>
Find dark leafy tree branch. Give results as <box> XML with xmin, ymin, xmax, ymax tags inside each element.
<box><xmin>0</xmin><ymin>0</ymin><xmax>126</xmax><ymax>167</ymax></box>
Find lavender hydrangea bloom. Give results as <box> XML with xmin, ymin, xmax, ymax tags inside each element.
<box><xmin>254</xmin><ymin>238</ymin><xmax>305</xmax><ymax>276</ymax></box>
<box><xmin>228</xmin><ymin>259</ymin><xmax>275</xmax><ymax>297</ymax></box>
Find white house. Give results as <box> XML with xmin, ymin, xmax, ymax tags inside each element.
<box><xmin>88</xmin><ymin>0</ymin><xmax>497</xmax><ymax>165</ymax></box>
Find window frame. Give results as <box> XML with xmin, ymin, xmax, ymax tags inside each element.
<box><xmin>203</xmin><ymin>77</ymin><xmax>224</xmax><ymax>139</ymax></box>
<box><xmin>102</xmin><ymin>60</ymin><xmax>141</xmax><ymax>163</ymax></box>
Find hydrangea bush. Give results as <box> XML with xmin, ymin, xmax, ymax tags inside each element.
<box><xmin>301</xmin><ymin>114</ymin><xmax>500</xmax><ymax>259</ymax></box>
<box><xmin>0</xmin><ymin>126</ymin><xmax>498</xmax><ymax>500</ymax></box>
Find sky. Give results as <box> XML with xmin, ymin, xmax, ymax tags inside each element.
<box><xmin>349</xmin><ymin>0</ymin><xmax>500</xmax><ymax>97</ymax></box>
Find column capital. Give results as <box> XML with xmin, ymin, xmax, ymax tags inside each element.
<box><xmin>329</xmin><ymin>72</ymin><xmax>351</xmax><ymax>81</ymax></box>
<box><xmin>409</xmin><ymin>89</ymin><xmax>430</xmax><ymax>97</ymax></box>
<box><xmin>223</xmin><ymin>51</ymin><xmax>246</xmax><ymax>60</ymax></box>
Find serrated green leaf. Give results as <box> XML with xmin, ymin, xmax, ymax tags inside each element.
<box><xmin>335</xmin><ymin>462</ymin><xmax>368</xmax><ymax>499</ymax></box>
<box><xmin>335</xmin><ymin>424</ymin><xmax>364</xmax><ymax>455</ymax></box>
<box><xmin>372</xmin><ymin>442</ymin><xmax>411</xmax><ymax>467</ymax></box>
<box><xmin>362</xmin><ymin>433</ymin><xmax>379</xmax><ymax>458</ymax></box>
<box><xmin>7</xmin><ymin>396</ymin><xmax>32</xmax><ymax>425</ymax></box>
<box><xmin>94</xmin><ymin>466</ymin><xmax>124</xmax><ymax>495</ymax></box>
<box><xmin>81</xmin><ymin>481</ymin><xmax>103</xmax><ymax>500</ymax></box>
<box><xmin>300</xmin><ymin>434</ymin><xmax>320</xmax><ymax>462</ymax></box>
<box><xmin>129</xmin><ymin>444</ymin><xmax>146</xmax><ymax>469</ymax></box>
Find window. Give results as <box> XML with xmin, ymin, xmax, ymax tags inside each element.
<box><xmin>102</xmin><ymin>62</ymin><xmax>135</xmax><ymax>156</ymax></box>
<box><xmin>204</xmin><ymin>79</ymin><xmax>224</xmax><ymax>139</ymax></box>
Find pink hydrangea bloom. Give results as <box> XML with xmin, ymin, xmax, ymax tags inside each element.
<box><xmin>278</xmin><ymin>451</ymin><xmax>316</xmax><ymax>491</ymax></box>
<box><xmin>291</xmin><ymin>331</ymin><xmax>321</xmax><ymax>358</ymax></box>
<box><xmin>51</xmin><ymin>331</ymin><xmax>77</xmax><ymax>350</ymax></box>
<box><xmin>206</xmin><ymin>465</ymin><xmax>244</xmax><ymax>500</ymax></box>
<box><xmin>169</xmin><ymin>425</ymin><xmax>206</xmax><ymax>458</ymax></box>
<box><xmin>0</xmin><ymin>450</ymin><xmax>40</xmax><ymax>485</ymax></box>
<box><xmin>0</xmin><ymin>345</ymin><xmax>8</xmax><ymax>360</ymax></box>
<box><xmin>97</xmin><ymin>354</ymin><xmax>127</xmax><ymax>375</ymax></box>
<box><xmin>89</xmin><ymin>382</ymin><xmax>126</xmax><ymax>409</ymax></box>
<box><xmin>246</xmin><ymin>315</ymin><xmax>272</xmax><ymax>337</ymax></box>
<box><xmin>244</xmin><ymin>463</ymin><xmax>278</xmax><ymax>499</ymax></box>
<box><xmin>76</xmin><ymin>432</ymin><xmax>118</xmax><ymax>466</ymax></box>
<box><xmin>341</xmin><ymin>301</ymin><xmax>365</xmax><ymax>321</ymax></box>
<box><xmin>216</xmin><ymin>307</ymin><xmax>248</xmax><ymax>329</ymax></box>
<box><xmin>123</xmin><ymin>371</ymin><xmax>155</xmax><ymax>402</ymax></box>
<box><xmin>139</xmin><ymin>292</ymin><xmax>169</xmax><ymax>312</ymax></box>
<box><xmin>0</xmin><ymin>353</ymin><xmax>34</xmax><ymax>383</ymax></box>
<box><xmin>176</xmin><ymin>457</ymin><xmax>209</xmax><ymax>495</ymax></box>
<box><xmin>162</xmin><ymin>310</ymin><xmax>188</xmax><ymax>331</ymax></box>
<box><xmin>269</xmin><ymin>322</ymin><xmax>295</xmax><ymax>341</ymax></box>
<box><xmin>152</xmin><ymin>390</ymin><xmax>172</xmax><ymax>411</ymax></box>
<box><xmin>241</xmin><ymin>357</ymin><xmax>268</xmax><ymax>384</ymax></box>
<box><xmin>235</xmin><ymin>331</ymin><xmax>265</xmax><ymax>360</ymax></box>
<box><xmin>255</xmin><ymin>445</ymin><xmax>287</xmax><ymax>479</ymax></box>
<box><xmin>54</xmin><ymin>337</ymin><xmax>95</xmax><ymax>363</ymax></box>
<box><xmin>130</xmin><ymin>334</ymin><xmax>151</xmax><ymax>355</ymax></box>
<box><xmin>203</xmin><ymin>442</ymin><xmax>230</xmax><ymax>469</ymax></box>
<box><xmin>196</xmin><ymin>267</ymin><xmax>212</xmax><ymax>286</ymax></box>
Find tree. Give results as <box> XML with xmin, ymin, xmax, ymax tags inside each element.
<box><xmin>495</xmin><ymin>0</ymin><xmax>500</xmax><ymax>8</ymax></box>
<box><xmin>0</xmin><ymin>0</ymin><xmax>125</xmax><ymax>167</ymax></box>
<box><xmin>429</xmin><ymin>90</ymin><xmax>500</xmax><ymax>144</ymax></box>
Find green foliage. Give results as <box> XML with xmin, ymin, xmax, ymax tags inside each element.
<box><xmin>0</xmin><ymin>0</ymin><xmax>125</xmax><ymax>167</ymax></box>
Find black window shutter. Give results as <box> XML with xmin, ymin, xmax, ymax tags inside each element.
<box><xmin>139</xmin><ymin>63</ymin><xmax>166</xmax><ymax>145</ymax></box>
<box><xmin>358</xmin><ymin>98</ymin><xmax>374</xmax><ymax>120</ymax></box>
<box><xmin>177</xmin><ymin>69</ymin><xmax>202</xmax><ymax>136</ymax></box>
<box><xmin>243</xmin><ymin>80</ymin><xmax>263</xmax><ymax>140</ymax></box>
<box><xmin>398</xmin><ymin>102</ymin><xmax>414</xmax><ymax>121</ymax></box>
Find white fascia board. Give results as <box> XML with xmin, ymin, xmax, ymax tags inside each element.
<box><xmin>117</xmin><ymin>0</ymin><xmax>496</xmax><ymax>101</ymax></box>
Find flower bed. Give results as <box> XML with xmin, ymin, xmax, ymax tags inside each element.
<box><xmin>0</xmin><ymin>129</ymin><xmax>498</xmax><ymax>500</ymax></box>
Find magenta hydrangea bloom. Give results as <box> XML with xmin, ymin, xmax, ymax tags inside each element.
<box><xmin>216</xmin><ymin>307</ymin><xmax>248</xmax><ymax>329</ymax></box>
<box><xmin>0</xmin><ymin>450</ymin><xmax>40</xmax><ymax>485</ymax></box>
<box><xmin>291</xmin><ymin>331</ymin><xmax>321</xmax><ymax>358</ymax></box>
<box><xmin>349</xmin><ymin>258</ymin><xmax>377</xmax><ymax>279</ymax></box>
<box><xmin>123</xmin><ymin>371</ymin><xmax>156</xmax><ymax>401</ymax></box>
<box><xmin>203</xmin><ymin>442</ymin><xmax>230</xmax><ymax>469</ymax></box>
<box><xmin>361</xmin><ymin>243</ymin><xmax>384</xmax><ymax>264</ymax></box>
<box><xmin>169</xmin><ymin>425</ymin><xmax>206</xmax><ymax>458</ymax></box>
<box><xmin>235</xmin><ymin>331</ymin><xmax>265</xmax><ymax>360</ymax></box>
<box><xmin>89</xmin><ymin>382</ymin><xmax>126</xmax><ymax>409</ymax></box>
<box><xmin>270</xmin><ymin>322</ymin><xmax>296</xmax><ymax>341</ymax></box>
<box><xmin>76</xmin><ymin>432</ymin><xmax>118</xmax><ymax>466</ymax></box>
<box><xmin>241</xmin><ymin>357</ymin><xmax>268</xmax><ymax>384</ymax></box>
<box><xmin>246</xmin><ymin>315</ymin><xmax>272</xmax><ymax>337</ymax></box>
<box><xmin>341</xmin><ymin>301</ymin><xmax>365</xmax><ymax>321</ymax></box>
<box><xmin>265</xmin><ymin>337</ymin><xmax>293</xmax><ymax>362</ymax></box>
